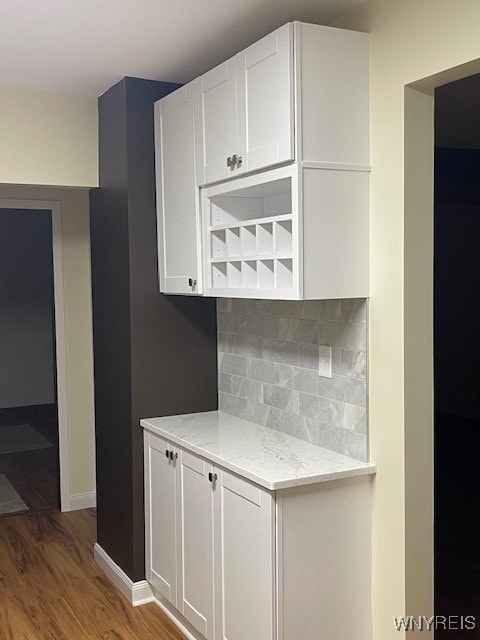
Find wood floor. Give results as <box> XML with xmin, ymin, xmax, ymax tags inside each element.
<box><xmin>0</xmin><ymin>419</ymin><xmax>59</xmax><ymax>517</ymax></box>
<box><xmin>0</xmin><ymin>508</ymin><xmax>185</xmax><ymax>640</ymax></box>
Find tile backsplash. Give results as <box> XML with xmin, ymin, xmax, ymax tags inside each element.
<box><xmin>217</xmin><ymin>298</ymin><xmax>368</xmax><ymax>461</ymax></box>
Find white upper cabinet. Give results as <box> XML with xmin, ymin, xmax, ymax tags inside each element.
<box><xmin>297</xmin><ymin>23</ymin><xmax>370</xmax><ymax>166</ymax></box>
<box><xmin>195</xmin><ymin>59</ymin><xmax>243</xmax><ymax>185</ymax></box>
<box><xmin>155</xmin><ymin>22</ymin><xmax>370</xmax><ymax>299</ymax></box>
<box><xmin>195</xmin><ymin>23</ymin><xmax>294</xmax><ymax>186</ymax></box>
<box><xmin>155</xmin><ymin>82</ymin><xmax>202</xmax><ymax>295</ymax></box>
<box><xmin>241</xmin><ymin>23</ymin><xmax>294</xmax><ymax>174</ymax></box>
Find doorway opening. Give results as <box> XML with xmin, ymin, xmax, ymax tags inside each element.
<box><xmin>434</xmin><ymin>74</ymin><xmax>480</xmax><ymax>631</ymax></box>
<box><xmin>0</xmin><ymin>200</ymin><xmax>69</xmax><ymax>514</ymax></box>
<box><xmin>0</xmin><ymin>208</ymin><xmax>59</xmax><ymax>516</ymax></box>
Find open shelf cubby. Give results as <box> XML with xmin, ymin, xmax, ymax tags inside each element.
<box><xmin>205</xmin><ymin>174</ymin><xmax>296</xmax><ymax>295</ymax></box>
<box><xmin>209</xmin><ymin>258</ymin><xmax>294</xmax><ymax>291</ymax></box>
<box><xmin>242</xmin><ymin>225</ymin><xmax>257</xmax><ymax>256</ymax></box>
<box><xmin>258</xmin><ymin>223</ymin><xmax>274</xmax><ymax>255</ymax></box>
<box><xmin>209</xmin><ymin>177</ymin><xmax>291</xmax><ymax>225</ymax></box>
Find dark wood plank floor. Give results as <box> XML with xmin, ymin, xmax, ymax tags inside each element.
<box><xmin>0</xmin><ymin>509</ymin><xmax>185</xmax><ymax>640</ymax></box>
<box><xmin>0</xmin><ymin>419</ymin><xmax>59</xmax><ymax>518</ymax></box>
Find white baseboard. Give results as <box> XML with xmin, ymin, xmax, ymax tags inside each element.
<box><xmin>69</xmin><ymin>491</ymin><xmax>97</xmax><ymax>510</ymax></box>
<box><xmin>94</xmin><ymin>543</ymin><xmax>154</xmax><ymax>607</ymax></box>
<box><xmin>94</xmin><ymin>544</ymin><xmax>203</xmax><ymax>637</ymax></box>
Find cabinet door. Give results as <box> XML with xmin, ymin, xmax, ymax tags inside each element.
<box><xmin>240</xmin><ymin>23</ymin><xmax>294</xmax><ymax>174</ymax></box>
<box><xmin>144</xmin><ymin>432</ymin><xmax>178</xmax><ymax>605</ymax></box>
<box><xmin>195</xmin><ymin>58</ymin><xmax>244</xmax><ymax>185</ymax></box>
<box><xmin>214</xmin><ymin>470</ymin><xmax>275</xmax><ymax>640</ymax></box>
<box><xmin>155</xmin><ymin>83</ymin><xmax>202</xmax><ymax>295</ymax></box>
<box><xmin>177</xmin><ymin>450</ymin><xmax>215</xmax><ymax>639</ymax></box>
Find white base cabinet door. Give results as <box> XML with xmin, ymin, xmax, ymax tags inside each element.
<box><xmin>177</xmin><ymin>450</ymin><xmax>215</xmax><ymax>639</ymax></box>
<box><xmin>214</xmin><ymin>469</ymin><xmax>275</xmax><ymax>640</ymax></box>
<box><xmin>144</xmin><ymin>433</ymin><xmax>178</xmax><ymax>606</ymax></box>
<box><xmin>145</xmin><ymin>433</ymin><xmax>275</xmax><ymax>640</ymax></box>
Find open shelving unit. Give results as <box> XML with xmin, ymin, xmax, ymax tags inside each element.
<box><xmin>203</xmin><ymin>167</ymin><xmax>300</xmax><ymax>298</ymax></box>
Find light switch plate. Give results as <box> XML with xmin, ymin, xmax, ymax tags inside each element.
<box><xmin>318</xmin><ymin>345</ymin><xmax>332</xmax><ymax>378</ymax></box>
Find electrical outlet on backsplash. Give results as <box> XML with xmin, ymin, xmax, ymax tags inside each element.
<box><xmin>217</xmin><ymin>298</ymin><xmax>368</xmax><ymax>461</ymax></box>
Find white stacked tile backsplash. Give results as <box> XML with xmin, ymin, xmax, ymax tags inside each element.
<box><xmin>217</xmin><ymin>298</ymin><xmax>368</xmax><ymax>461</ymax></box>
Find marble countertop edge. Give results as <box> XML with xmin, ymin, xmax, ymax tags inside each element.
<box><xmin>140</xmin><ymin>411</ymin><xmax>376</xmax><ymax>491</ymax></box>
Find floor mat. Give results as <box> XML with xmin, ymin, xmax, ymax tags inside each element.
<box><xmin>0</xmin><ymin>423</ymin><xmax>53</xmax><ymax>454</ymax></box>
<box><xmin>0</xmin><ymin>474</ymin><xmax>28</xmax><ymax>515</ymax></box>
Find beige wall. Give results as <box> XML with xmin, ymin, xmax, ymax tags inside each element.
<box><xmin>0</xmin><ymin>87</ymin><xmax>98</xmax><ymax>187</ymax></box>
<box><xmin>334</xmin><ymin>1</ymin><xmax>480</xmax><ymax>637</ymax></box>
<box><xmin>0</xmin><ymin>185</ymin><xmax>95</xmax><ymax>499</ymax></box>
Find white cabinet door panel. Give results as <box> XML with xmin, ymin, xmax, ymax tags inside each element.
<box><xmin>145</xmin><ymin>433</ymin><xmax>178</xmax><ymax>605</ymax></box>
<box><xmin>195</xmin><ymin>59</ymin><xmax>243</xmax><ymax>185</ymax></box>
<box><xmin>214</xmin><ymin>469</ymin><xmax>275</xmax><ymax>640</ymax></box>
<box><xmin>155</xmin><ymin>83</ymin><xmax>202</xmax><ymax>295</ymax></box>
<box><xmin>178</xmin><ymin>450</ymin><xmax>215</xmax><ymax>639</ymax></box>
<box><xmin>242</xmin><ymin>23</ymin><xmax>294</xmax><ymax>174</ymax></box>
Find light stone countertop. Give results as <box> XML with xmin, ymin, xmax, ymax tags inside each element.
<box><xmin>140</xmin><ymin>411</ymin><xmax>376</xmax><ymax>491</ymax></box>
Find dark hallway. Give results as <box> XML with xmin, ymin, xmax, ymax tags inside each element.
<box><xmin>435</xmin><ymin>78</ymin><xmax>480</xmax><ymax>637</ymax></box>
<box><xmin>0</xmin><ymin>209</ymin><xmax>59</xmax><ymax>518</ymax></box>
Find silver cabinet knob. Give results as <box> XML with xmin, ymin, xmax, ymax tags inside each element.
<box><xmin>226</xmin><ymin>155</ymin><xmax>242</xmax><ymax>168</ymax></box>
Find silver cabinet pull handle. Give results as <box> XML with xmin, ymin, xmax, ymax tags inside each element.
<box><xmin>227</xmin><ymin>155</ymin><xmax>242</xmax><ymax>168</ymax></box>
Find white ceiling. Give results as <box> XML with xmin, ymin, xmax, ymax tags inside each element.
<box><xmin>0</xmin><ymin>0</ymin><xmax>369</xmax><ymax>97</ymax></box>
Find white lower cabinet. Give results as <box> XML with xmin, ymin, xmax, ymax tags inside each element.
<box><xmin>177</xmin><ymin>449</ymin><xmax>215</xmax><ymax>639</ymax></box>
<box><xmin>144</xmin><ymin>433</ymin><xmax>178</xmax><ymax>604</ymax></box>
<box><xmin>144</xmin><ymin>430</ymin><xmax>372</xmax><ymax>640</ymax></box>
<box><xmin>214</xmin><ymin>469</ymin><xmax>275</xmax><ymax>640</ymax></box>
<box><xmin>145</xmin><ymin>432</ymin><xmax>275</xmax><ymax>640</ymax></box>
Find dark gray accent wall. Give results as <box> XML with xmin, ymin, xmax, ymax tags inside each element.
<box><xmin>90</xmin><ymin>77</ymin><xmax>218</xmax><ymax>582</ymax></box>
